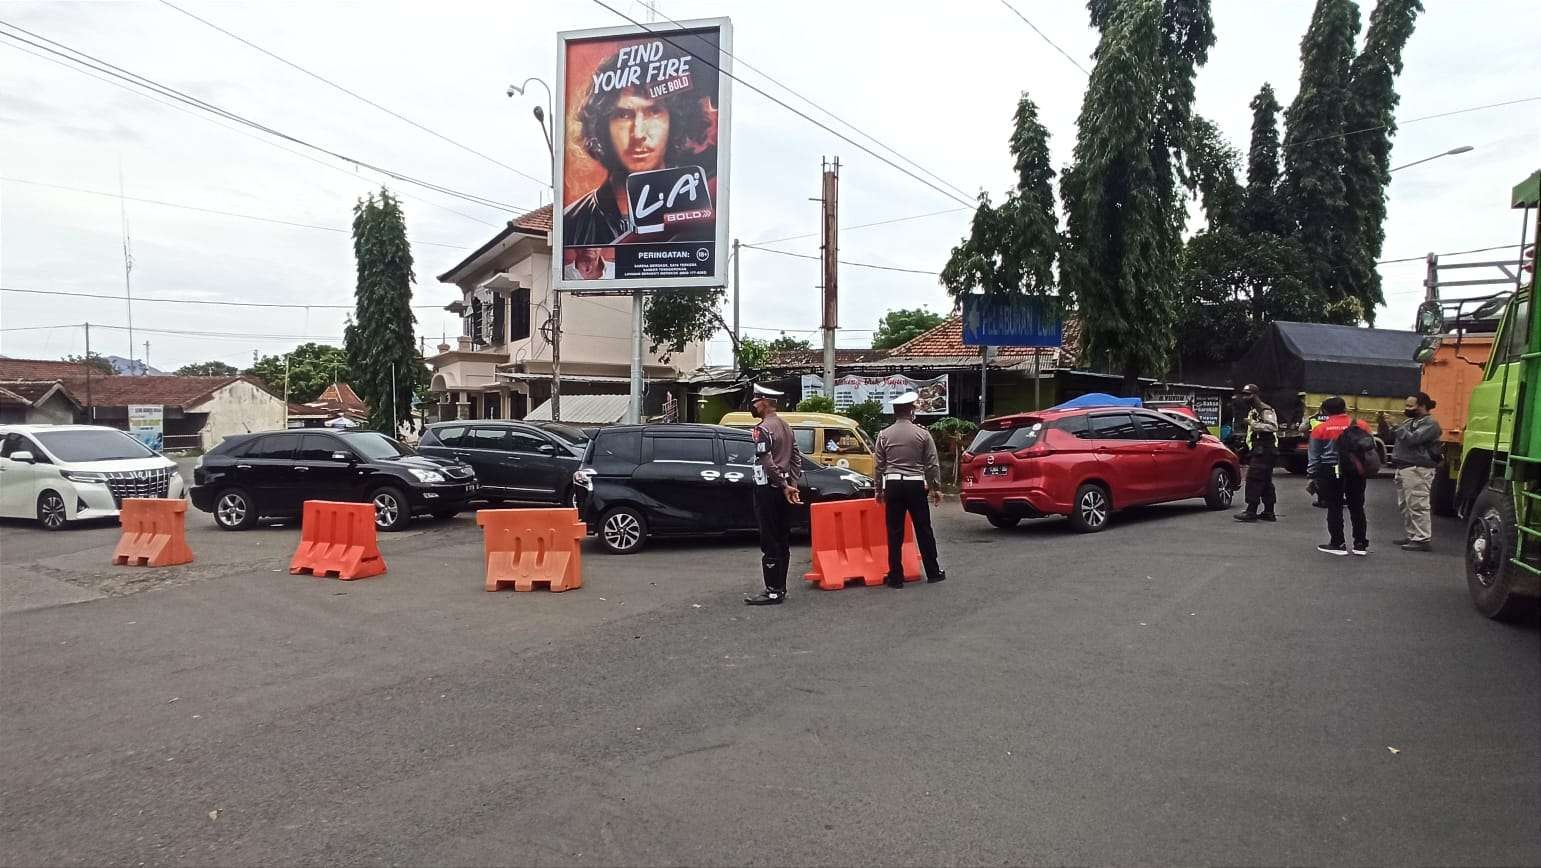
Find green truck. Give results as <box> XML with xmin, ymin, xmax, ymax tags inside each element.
<box><xmin>1458</xmin><ymin>170</ymin><xmax>1539</xmax><ymax>621</ymax></box>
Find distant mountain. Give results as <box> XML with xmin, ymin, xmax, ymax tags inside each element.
<box><xmin>105</xmin><ymin>355</ymin><xmax>163</xmax><ymax>375</ymax></box>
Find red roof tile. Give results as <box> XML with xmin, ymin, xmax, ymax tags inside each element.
<box><xmin>888</xmin><ymin>313</ymin><xmax>1081</xmax><ymax>366</ymax></box>
<box><xmin>311</xmin><ymin>382</ymin><xmax>368</xmax><ymax>415</ymax></box>
<box><xmin>49</xmin><ymin>375</ymin><xmax>278</xmax><ymax>408</ymax></box>
<box><xmin>767</xmin><ymin>348</ymin><xmax>885</xmax><ymax>368</ymax></box>
<box><xmin>0</xmin><ymin>379</ymin><xmax>79</xmax><ymax>406</ymax></box>
<box><xmin>512</xmin><ymin>205</ymin><xmax>552</xmax><ymax>233</ymax></box>
<box><xmin>0</xmin><ymin>358</ymin><xmax>98</xmax><ymax>380</ymax></box>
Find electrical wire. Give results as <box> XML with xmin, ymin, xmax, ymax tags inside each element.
<box><xmin>997</xmin><ymin>0</ymin><xmax>1089</xmax><ymax>76</ymax></box>
<box><xmin>747</xmin><ymin>207</ymin><xmax>971</xmax><ymax>246</ymax></box>
<box><xmin>586</xmin><ymin>0</ymin><xmax>977</xmax><ymax>209</ymax></box>
<box><xmin>0</xmin><ymin>177</ymin><xmax>472</xmax><ymax>249</ymax></box>
<box><xmin>739</xmin><ymin>243</ymin><xmax>939</xmax><ymax>276</ymax></box>
<box><xmin>154</xmin><ymin>0</ymin><xmax>550</xmax><ymax>190</ymax></box>
<box><xmin>1285</xmin><ymin>96</ymin><xmax>1541</xmax><ymax>149</ymax></box>
<box><xmin>1376</xmin><ymin>243</ymin><xmax>1521</xmax><ymax>265</ymax></box>
<box><xmin>0</xmin><ymin>286</ymin><xmax>447</xmax><ymax>311</ymax></box>
<box><xmin>0</xmin><ymin>22</ymin><xmax>538</xmax><ymax>215</ymax></box>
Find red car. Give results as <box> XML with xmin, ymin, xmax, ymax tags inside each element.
<box><xmin>960</xmin><ymin>406</ymin><xmax>1241</xmax><ymax>532</ymax></box>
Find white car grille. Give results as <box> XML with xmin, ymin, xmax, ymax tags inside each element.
<box><xmin>104</xmin><ymin>467</ymin><xmax>174</xmax><ymax>505</ymax></box>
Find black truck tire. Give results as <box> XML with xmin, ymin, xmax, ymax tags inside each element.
<box><xmin>1465</xmin><ymin>486</ymin><xmax>1538</xmax><ymax>623</ymax></box>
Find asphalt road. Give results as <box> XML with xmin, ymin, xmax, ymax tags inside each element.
<box><xmin>1</xmin><ymin>477</ymin><xmax>1536</xmax><ymax>865</ymax></box>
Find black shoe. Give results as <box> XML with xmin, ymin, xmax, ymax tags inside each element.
<box><xmin>745</xmin><ymin>589</ymin><xmax>785</xmax><ymax>606</ymax></box>
<box><xmin>1317</xmin><ymin>543</ymin><xmax>1348</xmax><ymax>556</ymax></box>
<box><xmin>926</xmin><ymin>570</ymin><xmax>947</xmax><ymax>584</ymax></box>
<box><xmin>1393</xmin><ymin>538</ymin><xmax>1410</xmax><ymax>546</ymax></box>
<box><xmin>884</xmin><ymin>577</ymin><xmax>905</xmax><ymax>589</ymax></box>
<box><xmin>1258</xmin><ymin>513</ymin><xmax>1278</xmax><ymax>522</ymax></box>
<box><xmin>1351</xmin><ymin>544</ymin><xmax>1369</xmax><ymax>557</ymax></box>
<box><xmin>1234</xmin><ymin>511</ymin><xmax>1258</xmax><ymax>523</ymax></box>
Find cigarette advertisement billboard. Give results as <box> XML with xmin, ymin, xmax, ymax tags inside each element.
<box><xmin>553</xmin><ymin>18</ymin><xmax>733</xmax><ymax>292</ymax></box>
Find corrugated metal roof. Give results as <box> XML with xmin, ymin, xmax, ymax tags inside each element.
<box><xmin>523</xmin><ymin>393</ymin><xmax>631</xmax><ymax>424</ymax></box>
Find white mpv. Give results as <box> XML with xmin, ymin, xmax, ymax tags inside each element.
<box><xmin>0</xmin><ymin>425</ymin><xmax>187</xmax><ymax>530</ymax></box>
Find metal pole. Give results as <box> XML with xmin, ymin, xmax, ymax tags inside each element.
<box><xmin>143</xmin><ymin>341</ymin><xmax>150</xmax><ymax>373</ymax></box>
<box><xmin>820</xmin><ymin>158</ymin><xmax>840</xmax><ymax>397</ymax></box>
<box><xmin>629</xmin><ymin>290</ymin><xmax>645</xmax><ymax>424</ymax></box>
<box><xmin>552</xmin><ymin>288</ymin><xmax>562</xmax><ymax>422</ymax></box>
<box><xmin>979</xmin><ymin>346</ymin><xmax>990</xmax><ymax>422</ymax></box>
<box><xmin>1033</xmin><ymin>349</ymin><xmax>1042</xmax><ymax>410</ymax></box>
<box><xmin>119</xmin><ymin>157</ymin><xmax>135</xmax><ymax>374</ymax></box>
<box><xmin>732</xmin><ymin>238</ymin><xmax>741</xmax><ymax>371</ymax></box>
<box><xmin>391</xmin><ymin>363</ymin><xmax>397</xmax><ymax>436</ymax></box>
<box><xmin>83</xmin><ymin>322</ymin><xmax>94</xmax><ymax>422</ymax></box>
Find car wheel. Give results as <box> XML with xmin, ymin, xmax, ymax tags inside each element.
<box><xmin>1068</xmin><ymin>483</ymin><xmax>1111</xmax><ymax>533</ymax></box>
<box><xmin>371</xmin><ymin>486</ymin><xmax>411</xmax><ymax>532</ymax></box>
<box><xmin>213</xmin><ymin>488</ymin><xmax>257</xmax><ymax>531</ymax></box>
<box><xmin>1204</xmin><ymin>465</ymin><xmax>1235</xmax><ymax>509</ymax></box>
<box><xmin>1465</xmin><ymin>486</ymin><xmax>1538</xmax><ymax>622</ymax></box>
<box><xmin>598</xmin><ymin>505</ymin><xmax>647</xmax><ymax>554</ymax></box>
<box><xmin>36</xmin><ymin>490</ymin><xmax>68</xmax><ymax>531</ymax></box>
<box><xmin>986</xmin><ymin>514</ymin><xmax>1021</xmax><ymax>529</ymax></box>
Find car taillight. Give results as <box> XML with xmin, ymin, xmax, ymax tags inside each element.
<box><xmin>1012</xmin><ymin>446</ymin><xmax>1041</xmax><ymax>459</ymax></box>
<box><xmin>573</xmin><ymin>468</ymin><xmax>594</xmax><ymax>490</ymax></box>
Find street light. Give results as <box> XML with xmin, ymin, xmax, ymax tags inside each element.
<box><xmin>507</xmin><ymin>78</ymin><xmax>555</xmax><ymax>159</ymax></box>
<box><xmin>507</xmin><ymin>76</ymin><xmax>561</xmax><ymax>421</ymax></box>
<box><xmin>1391</xmin><ymin>144</ymin><xmax>1474</xmax><ymax>173</ymax></box>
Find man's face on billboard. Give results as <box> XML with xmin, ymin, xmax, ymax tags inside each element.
<box><xmin>574</xmin><ymin>248</ymin><xmax>605</xmax><ymax>279</ymax></box>
<box><xmin>608</xmin><ymin>90</ymin><xmax>669</xmax><ymax>174</ymax></box>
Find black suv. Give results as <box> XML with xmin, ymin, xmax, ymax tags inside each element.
<box><xmin>573</xmin><ymin>423</ymin><xmax>875</xmax><ymax>554</ymax></box>
<box><xmin>190</xmin><ymin>429</ymin><xmax>477</xmax><ymax>532</ymax></box>
<box><xmin>417</xmin><ymin>421</ymin><xmax>585</xmax><ymax>506</ymax></box>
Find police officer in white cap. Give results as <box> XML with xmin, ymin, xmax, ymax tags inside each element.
<box><xmin>874</xmin><ymin>390</ymin><xmax>946</xmax><ymax>588</ymax></box>
<box><xmin>745</xmin><ymin>384</ymin><xmax>802</xmax><ymax>606</ymax></box>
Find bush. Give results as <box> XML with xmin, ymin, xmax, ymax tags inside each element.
<box><xmin>927</xmin><ymin>416</ymin><xmax>978</xmax><ymax>446</ymax></box>
<box><xmin>796</xmin><ymin>393</ymin><xmax>835</xmax><ymax>414</ymax></box>
<box><xmin>846</xmin><ymin>399</ymin><xmax>886</xmax><ymax>440</ymax></box>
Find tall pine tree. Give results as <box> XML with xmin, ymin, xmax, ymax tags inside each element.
<box><xmin>1244</xmin><ymin>83</ymin><xmax>1284</xmax><ymax>236</ymax></box>
<box><xmin>1061</xmin><ymin>0</ymin><xmax>1213</xmax><ymax>393</ymax></box>
<box><xmin>1281</xmin><ymin>0</ymin><xmax>1361</xmax><ymax>319</ymax></box>
<box><xmin>1341</xmin><ymin>0</ymin><xmax>1423</xmax><ymax>322</ymax></box>
<box><xmin>346</xmin><ymin>189</ymin><xmax>427</xmax><ymax>433</ymax></box>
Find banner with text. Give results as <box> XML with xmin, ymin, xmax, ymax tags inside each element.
<box><xmin>128</xmin><ymin>404</ymin><xmax>164</xmax><ymax>451</ymax></box>
<box><xmin>802</xmin><ymin>374</ymin><xmax>950</xmax><ymax>416</ymax></box>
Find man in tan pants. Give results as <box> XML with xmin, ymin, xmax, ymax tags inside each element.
<box><xmin>1378</xmin><ymin>392</ymin><xmax>1443</xmax><ymax>552</ymax></box>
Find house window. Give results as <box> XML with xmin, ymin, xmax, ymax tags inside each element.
<box><xmin>509</xmin><ymin>287</ymin><xmax>531</xmax><ymax>342</ymax></box>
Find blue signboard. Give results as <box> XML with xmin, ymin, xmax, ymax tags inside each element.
<box><xmin>961</xmin><ymin>294</ymin><xmax>1062</xmax><ymax>347</ymax></box>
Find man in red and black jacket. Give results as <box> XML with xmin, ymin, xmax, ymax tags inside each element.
<box><xmin>1307</xmin><ymin>396</ymin><xmax>1373</xmax><ymax>556</ymax></box>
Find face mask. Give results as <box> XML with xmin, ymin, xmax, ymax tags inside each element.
<box><xmin>749</xmin><ymin>404</ymin><xmax>764</xmax><ymax>419</ymax></box>
<box><xmin>1404</xmin><ymin>409</ymin><xmax>1418</xmax><ymax>418</ymax></box>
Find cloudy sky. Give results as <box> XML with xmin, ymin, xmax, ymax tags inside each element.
<box><xmin>1</xmin><ymin>0</ymin><xmax>1536</xmax><ymax>373</ymax></box>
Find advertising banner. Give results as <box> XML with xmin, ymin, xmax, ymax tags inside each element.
<box><xmin>127</xmin><ymin>404</ymin><xmax>164</xmax><ymax>451</ymax></box>
<box><xmin>801</xmin><ymin>374</ymin><xmax>950</xmax><ymax>416</ymax></box>
<box><xmin>961</xmin><ymin>294</ymin><xmax>1062</xmax><ymax>347</ymax></box>
<box><xmin>553</xmin><ymin>18</ymin><xmax>732</xmax><ymax>291</ymax></box>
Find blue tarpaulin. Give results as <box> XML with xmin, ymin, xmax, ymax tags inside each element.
<box><xmin>1051</xmin><ymin>392</ymin><xmax>1143</xmax><ymax>411</ymax></box>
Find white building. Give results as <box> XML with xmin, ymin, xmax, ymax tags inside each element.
<box><xmin>427</xmin><ymin>206</ymin><xmax>705</xmax><ymax>421</ymax></box>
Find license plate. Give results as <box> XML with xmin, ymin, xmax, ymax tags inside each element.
<box><xmin>985</xmin><ymin>465</ymin><xmax>1009</xmax><ymax>476</ymax></box>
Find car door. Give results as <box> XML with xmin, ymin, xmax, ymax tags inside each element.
<box><xmin>0</xmin><ymin>432</ymin><xmax>44</xmax><ymax>518</ymax></box>
<box><xmin>504</xmin><ymin>427</ymin><xmax>570</xmax><ymax>502</ymax></box>
<box><xmin>1087</xmin><ymin>412</ymin><xmax>1160</xmax><ymax>505</ymax></box>
<box><xmin>718</xmin><ymin>432</ymin><xmax>760</xmax><ymax>530</ymax></box>
<box><xmin>633</xmin><ymin>433</ymin><xmax>722</xmax><ymax>530</ymax></box>
<box><xmin>243</xmin><ymin>433</ymin><xmax>302</xmax><ymax>514</ymax></box>
<box><xmin>1135</xmin><ymin>412</ymin><xmax>1204</xmax><ymax>501</ymax></box>
<box><xmin>454</xmin><ymin>426</ymin><xmax>516</xmax><ymax>493</ymax></box>
<box><xmin>295</xmin><ymin>433</ymin><xmax>363</xmax><ymax>503</ymax></box>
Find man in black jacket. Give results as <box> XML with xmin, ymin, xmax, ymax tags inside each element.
<box><xmin>1378</xmin><ymin>392</ymin><xmax>1444</xmax><ymax>551</ymax></box>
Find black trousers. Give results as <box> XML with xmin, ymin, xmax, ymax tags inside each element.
<box><xmin>883</xmin><ymin>480</ymin><xmax>942</xmax><ymax>580</ymax></box>
<box><xmin>753</xmin><ymin>485</ymin><xmax>792</xmax><ymax>592</ymax></box>
<box><xmin>1244</xmin><ymin>447</ymin><xmax>1277</xmax><ymax>513</ymax></box>
<box><xmin>1316</xmin><ymin>468</ymin><xmax>1368</xmax><ymax>548</ymax></box>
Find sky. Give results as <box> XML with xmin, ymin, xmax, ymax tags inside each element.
<box><xmin>1</xmin><ymin>0</ymin><xmax>1537</xmax><ymax>374</ymax></box>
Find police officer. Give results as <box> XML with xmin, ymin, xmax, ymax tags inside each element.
<box><xmin>1234</xmin><ymin>383</ymin><xmax>1280</xmax><ymax>522</ymax></box>
<box><xmin>873</xmin><ymin>391</ymin><xmax>946</xmax><ymax>588</ymax></box>
<box><xmin>745</xmin><ymin>384</ymin><xmax>802</xmax><ymax>606</ymax></box>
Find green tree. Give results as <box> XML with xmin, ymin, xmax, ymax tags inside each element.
<box><xmin>735</xmin><ymin>335</ymin><xmax>770</xmax><ymax>371</ymax></box>
<box><xmin>844</xmin><ymin>398</ymin><xmax>886</xmax><ymax>440</ymax></box>
<box><xmin>1281</xmin><ymin>0</ymin><xmax>1361</xmax><ymax>310</ymax></box>
<box><xmin>766</xmin><ymin>335</ymin><xmax>813</xmax><ymax>355</ymax></box>
<box><xmin>796</xmin><ymin>393</ymin><xmax>835</xmax><ymax>414</ymax></box>
<box><xmin>174</xmin><ymin>360</ymin><xmax>239</xmax><ymax>378</ymax></box>
<box><xmin>1176</xmin><ymin>228</ymin><xmax>1319</xmax><ymax>368</ymax></box>
<box><xmin>1061</xmin><ymin>0</ymin><xmax>1213</xmax><ymax>394</ymax></box>
<box><xmin>63</xmin><ymin>352</ymin><xmax>115</xmax><ymax>376</ymax></box>
<box><xmin>344</xmin><ymin>189</ymin><xmax>428</xmax><ymax>433</ymax></box>
<box><xmin>1185</xmin><ymin>115</ymin><xmax>1246</xmax><ymax>231</ymax></box>
<box><xmin>872</xmin><ymin>308</ymin><xmax>945</xmax><ymax>350</ymax></box>
<box><xmin>941</xmin><ymin>94</ymin><xmax>1060</xmax><ymax>301</ymax></box>
<box><xmin>1244</xmin><ymin>83</ymin><xmax>1285</xmax><ymax>236</ymax></box>
<box><xmin>245</xmin><ymin>343</ymin><xmax>350</xmax><ymax>404</ymax></box>
<box><xmin>643</xmin><ymin>288</ymin><xmax>726</xmax><ymax>365</ymax></box>
<box><xmin>1340</xmin><ymin>0</ymin><xmax>1423</xmax><ymax>322</ymax></box>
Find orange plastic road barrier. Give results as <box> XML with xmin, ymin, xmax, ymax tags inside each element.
<box><xmin>288</xmin><ymin>500</ymin><xmax>386</xmax><ymax>580</ymax></box>
<box><xmin>476</xmin><ymin>508</ymin><xmax>587</xmax><ymax>592</ymax></box>
<box><xmin>112</xmin><ymin>498</ymin><xmax>194</xmax><ymax>567</ymax></box>
<box><xmin>803</xmin><ymin>498</ymin><xmax>921</xmax><ymax>590</ymax></box>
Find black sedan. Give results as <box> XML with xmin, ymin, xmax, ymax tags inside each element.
<box><xmin>417</xmin><ymin>420</ymin><xmax>585</xmax><ymax>506</ymax></box>
<box><xmin>190</xmin><ymin>429</ymin><xmax>477</xmax><ymax>532</ymax></box>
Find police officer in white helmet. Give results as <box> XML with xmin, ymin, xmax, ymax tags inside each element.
<box><xmin>874</xmin><ymin>390</ymin><xmax>946</xmax><ymax>588</ymax></box>
<box><xmin>744</xmin><ymin>384</ymin><xmax>803</xmax><ymax>606</ymax></box>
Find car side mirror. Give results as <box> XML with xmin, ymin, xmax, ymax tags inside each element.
<box><xmin>331</xmin><ymin>450</ymin><xmax>354</xmax><ymax>462</ymax></box>
<box><xmin>538</xmin><ymin>443</ymin><xmax>557</xmax><ymax>455</ymax></box>
<box><xmin>1186</xmin><ymin>428</ymin><xmax>1202</xmax><ymax>447</ymax></box>
<box><xmin>9</xmin><ymin>450</ymin><xmax>35</xmax><ymax>463</ymax></box>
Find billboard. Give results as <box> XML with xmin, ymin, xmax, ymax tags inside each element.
<box><xmin>961</xmin><ymin>294</ymin><xmax>1062</xmax><ymax>347</ymax></box>
<box><xmin>801</xmin><ymin>373</ymin><xmax>950</xmax><ymax>416</ymax></box>
<box><xmin>127</xmin><ymin>404</ymin><xmax>164</xmax><ymax>451</ymax></box>
<box><xmin>553</xmin><ymin>18</ymin><xmax>733</xmax><ymax>292</ymax></box>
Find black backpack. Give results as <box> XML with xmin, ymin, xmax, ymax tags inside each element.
<box><xmin>1337</xmin><ymin>423</ymin><xmax>1381</xmax><ymax>476</ymax></box>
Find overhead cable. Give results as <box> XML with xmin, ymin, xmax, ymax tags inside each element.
<box><xmin>997</xmin><ymin>0</ymin><xmax>1089</xmax><ymax>76</ymax></box>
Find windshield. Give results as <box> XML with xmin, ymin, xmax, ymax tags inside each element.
<box><xmin>967</xmin><ymin>419</ymin><xmax>1043</xmax><ymax>453</ymax></box>
<box><xmin>35</xmin><ymin>429</ymin><xmax>158</xmax><ymax>462</ymax></box>
<box><xmin>539</xmin><ymin>423</ymin><xmax>590</xmax><ymax>447</ymax></box>
<box><xmin>345</xmin><ymin>432</ymin><xmax>414</xmax><ymax>460</ymax></box>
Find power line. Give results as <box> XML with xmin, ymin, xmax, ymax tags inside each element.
<box><xmin>997</xmin><ymin>0</ymin><xmax>1089</xmax><ymax>76</ymax></box>
<box><xmin>1376</xmin><ymin>243</ymin><xmax>1521</xmax><ymax>266</ymax></box>
<box><xmin>0</xmin><ymin>177</ymin><xmax>472</xmax><ymax>249</ymax></box>
<box><xmin>0</xmin><ymin>22</ymin><xmax>537</xmax><ymax>215</ymax></box>
<box><xmin>154</xmin><ymin>0</ymin><xmax>550</xmax><ymax>190</ymax></box>
<box><xmin>0</xmin><ymin>286</ymin><xmax>446</xmax><ymax>311</ymax></box>
<box><xmin>586</xmin><ymin>0</ymin><xmax>977</xmax><ymax>209</ymax></box>
<box><xmin>1285</xmin><ymin>96</ymin><xmax>1541</xmax><ymax>150</ymax></box>
<box><xmin>748</xmin><ymin>206</ymin><xmax>971</xmax><ymax>246</ymax></box>
<box><xmin>739</xmin><ymin>243</ymin><xmax>939</xmax><ymax>276</ymax></box>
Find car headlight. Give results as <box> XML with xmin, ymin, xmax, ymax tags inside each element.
<box><xmin>841</xmin><ymin>473</ymin><xmax>872</xmax><ymax>488</ymax></box>
<box><xmin>61</xmin><ymin>470</ymin><xmax>107</xmax><ymax>483</ymax></box>
<box><xmin>409</xmin><ymin>468</ymin><xmax>446</xmax><ymax>484</ymax></box>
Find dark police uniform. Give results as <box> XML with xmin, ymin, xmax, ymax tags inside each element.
<box><xmin>745</xmin><ymin>390</ymin><xmax>802</xmax><ymax>605</ymax></box>
<box><xmin>873</xmin><ymin>396</ymin><xmax>945</xmax><ymax>587</ymax></box>
<box><xmin>1237</xmin><ymin>402</ymin><xmax>1280</xmax><ymax>521</ymax></box>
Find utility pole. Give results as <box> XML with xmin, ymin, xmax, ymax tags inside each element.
<box><xmin>732</xmin><ymin>238</ymin><xmax>742</xmax><ymax>371</ymax></box>
<box><xmin>820</xmin><ymin>157</ymin><xmax>840</xmax><ymax>398</ymax></box>
<box><xmin>143</xmin><ymin>341</ymin><xmax>150</xmax><ymax>374</ymax></box>
<box><xmin>119</xmin><ymin>158</ymin><xmax>136</xmax><ymax>375</ymax></box>
<box><xmin>84</xmin><ymin>322</ymin><xmax>95</xmax><ymax>422</ymax></box>
<box><xmin>628</xmin><ymin>291</ymin><xmax>645</xmax><ymax>424</ymax></box>
<box><xmin>979</xmin><ymin>345</ymin><xmax>991</xmax><ymax>423</ymax></box>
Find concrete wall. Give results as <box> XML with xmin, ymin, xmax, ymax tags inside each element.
<box><xmin>193</xmin><ymin>380</ymin><xmax>286</xmax><ymax>449</ymax></box>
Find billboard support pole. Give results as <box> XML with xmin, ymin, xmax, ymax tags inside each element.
<box><xmin>979</xmin><ymin>346</ymin><xmax>990</xmax><ymax>423</ymax></box>
<box><xmin>1034</xmin><ymin>349</ymin><xmax>1042</xmax><ymax>410</ymax></box>
<box><xmin>629</xmin><ymin>290</ymin><xmax>646</xmax><ymax>424</ymax></box>
<box><xmin>732</xmin><ymin>238</ymin><xmax>741</xmax><ymax>372</ymax></box>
